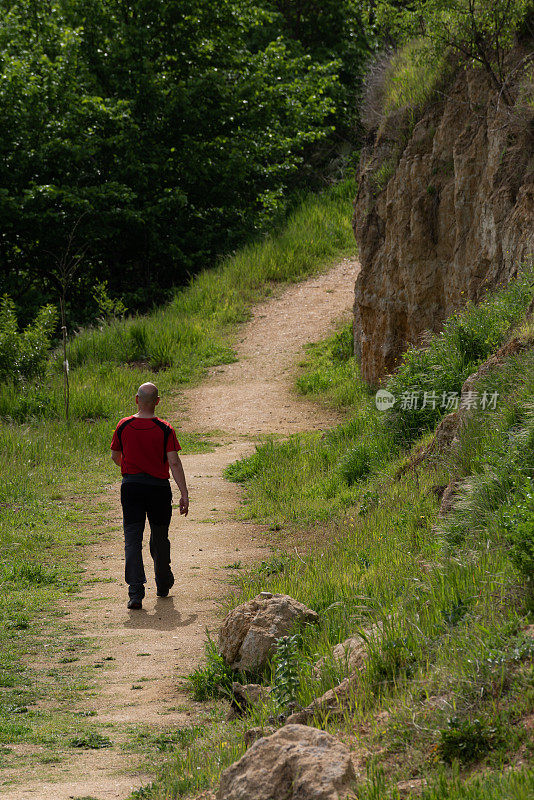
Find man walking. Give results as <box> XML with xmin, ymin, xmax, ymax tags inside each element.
<box><xmin>111</xmin><ymin>382</ymin><xmax>189</xmax><ymax>609</ymax></box>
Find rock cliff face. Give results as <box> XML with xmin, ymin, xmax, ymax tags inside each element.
<box><xmin>353</xmin><ymin>61</ymin><xmax>534</xmax><ymax>386</ymax></box>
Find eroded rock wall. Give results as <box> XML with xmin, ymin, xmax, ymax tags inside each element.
<box><xmin>353</xmin><ymin>62</ymin><xmax>534</xmax><ymax>386</ymax></box>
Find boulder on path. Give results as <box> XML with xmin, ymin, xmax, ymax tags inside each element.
<box><xmin>218</xmin><ymin>592</ymin><xmax>318</xmax><ymax>671</ymax></box>
<box><xmin>216</xmin><ymin>724</ymin><xmax>356</xmax><ymax>800</ymax></box>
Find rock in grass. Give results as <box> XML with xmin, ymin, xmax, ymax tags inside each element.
<box><xmin>290</xmin><ymin>625</ymin><xmax>384</xmax><ymax>726</ymax></box>
<box><xmin>244</xmin><ymin>725</ymin><xmax>277</xmax><ymax>747</ymax></box>
<box><xmin>218</xmin><ymin>593</ymin><xmax>318</xmax><ymax>671</ymax></box>
<box><xmin>313</xmin><ymin>624</ymin><xmax>382</xmax><ymax>679</ymax></box>
<box><xmin>228</xmin><ymin>682</ymin><xmax>271</xmax><ymax>719</ymax></box>
<box><xmin>286</xmin><ymin>675</ymin><xmax>359</xmax><ymax>725</ymax></box>
<box><xmin>216</xmin><ymin>724</ymin><xmax>355</xmax><ymax>800</ymax></box>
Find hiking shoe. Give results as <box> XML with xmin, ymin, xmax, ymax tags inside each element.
<box><xmin>127</xmin><ymin>599</ymin><xmax>142</xmax><ymax>610</ymax></box>
<box><xmin>156</xmin><ymin>576</ymin><xmax>174</xmax><ymax>598</ymax></box>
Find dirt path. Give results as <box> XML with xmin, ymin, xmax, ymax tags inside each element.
<box><xmin>5</xmin><ymin>258</ymin><xmax>358</xmax><ymax>800</ymax></box>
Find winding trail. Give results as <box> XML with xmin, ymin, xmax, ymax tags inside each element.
<box><xmin>6</xmin><ymin>258</ymin><xmax>358</xmax><ymax>800</ymax></box>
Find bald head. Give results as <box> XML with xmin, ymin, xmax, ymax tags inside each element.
<box><xmin>136</xmin><ymin>382</ymin><xmax>159</xmax><ymax>411</ymax></box>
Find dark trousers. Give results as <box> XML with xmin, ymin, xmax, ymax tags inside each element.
<box><xmin>120</xmin><ymin>481</ymin><xmax>173</xmax><ymax>601</ymax></box>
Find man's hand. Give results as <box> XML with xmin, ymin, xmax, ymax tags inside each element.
<box><xmin>168</xmin><ymin>451</ymin><xmax>189</xmax><ymax>516</ymax></box>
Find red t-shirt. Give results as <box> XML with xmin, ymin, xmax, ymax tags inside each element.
<box><xmin>111</xmin><ymin>416</ymin><xmax>181</xmax><ymax>479</ymax></box>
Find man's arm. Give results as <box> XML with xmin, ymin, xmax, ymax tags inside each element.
<box><xmin>111</xmin><ymin>450</ymin><xmax>122</xmax><ymax>466</ymax></box>
<box><xmin>167</xmin><ymin>450</ymin><xmax>189</xmax><ymax>516</ymax></box>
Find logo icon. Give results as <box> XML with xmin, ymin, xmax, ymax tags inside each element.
<box><xmin>375</xmin><ymin>389</ymin><xmax>395</xmax><ymax>411</ymax></box>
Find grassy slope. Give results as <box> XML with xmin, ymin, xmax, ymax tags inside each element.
<box><xmin>0</xmin><ymin>181</ymin><xmax>356</xmax><ymax>769</ymax></box>
<box><xmin>143</xmin><ymin>274</ymin><xmax>534</xmax><ymax>799</ymax></box>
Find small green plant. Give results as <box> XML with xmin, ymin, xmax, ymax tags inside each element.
<box><xmin>255</xmin><ymin>555</ymin><xmax>292</xmax><ymax>577</ymax></box>
<box><xmin>438</xmin><ymin>716</ymin><xmax>503</xmax><ymax>764</ymax></box>
<box><xmin>3</xmin><ymin>562</ymin><xmax>60</xmax><ymax>586</ymax></box>
<box><xmin>92</xmin><ymin>280</ymin><xmax>127</xmax><ymax>322</ymax></box>
<box><xmin>441</xmin><ymin>597</ymin><xmax>469</xmax><ymax>627</ymax></box>
<box><xmin>357</xmin><ymin>489</ymin><xmax>379</xmax><ymax>516</ymax></box>
<box><xmin>330</xmin><ymin>326</ymin><xmax>354</xmax><ymax>362</ymax></box>
<box><xmin>366</xmin><ymin>628</ymin><xmax>419</xmax><ymax>688</ymax></box>
<box><xmin>271</xmin><ymin>633</ymin><xmax>302</xmax><ymax>710</ymax></box>
<box><xmin>150</xmin><ymin>727</ymin><xmax>202</xmax><ymax>752</ymax></box>
<box><xmin>72</xmin><ymin>796</ymin><xmax>101</xmax><ymax>800</ymax></box>
<box><xmin>188</xmin><ymin>638</ymin><xmax>234</xmax><ymax>701</ymax></box>
<box><xmin>370</xmin><ymin>157</ymin><xmax>396</xmax><ymax>194</ymax></box>
<box><xmin>69</xmin><ymin>731</ymin><xmax>112</xmax><ymax>749</ymax></box>
<box><xmin>129</xmin><ymin>787</ymin><xmax>153</xmax><ymax>800</ymax></box>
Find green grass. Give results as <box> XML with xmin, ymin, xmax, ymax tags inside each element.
<box><xmin>358</xmin><ymin>767</ymin><xmax>534</xmax><ymax>800</ymax></box>
<box><xmin>295</xmin><ymin>323</ymin><xmax>361</xmax><ymax>408</ymax></box>
<box><xmin>128</xmin><ymin>725</ymin><xmax>247</xmax><ymax>800</ymax></box>
<box><xmin>382</xmin><ymin>38</ymin><xmax>450</xmax><ymax>117</ymax></box>
<box><xmin>386</xmin><ymin>270</ymin><xmax>534</xmax><ymax>444</ymax></box>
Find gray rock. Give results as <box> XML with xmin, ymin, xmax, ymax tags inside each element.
<box><xmin>286</xmin><ymin>675</ymin><xmax>359</xmax><ymax>726</ymax></box>
<box><xmin>313</xmin><ymin>624</ymin><xmax>382</xmax><ymax>678</ymax></box>
<box><xmin>216</xmin><ymin>724</ymin><xmax>356</xmax><ymax>800</ymax></box>
<box><xmin>218</xmin><ymin>593</ymin><xmax>318</xmax><ymax>671</ymax></box>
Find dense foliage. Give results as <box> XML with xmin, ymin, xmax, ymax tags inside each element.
<box><xmin>0</xmin><ymin>0</ymin><xmax>372</xmax><ymax>325</ymax></box>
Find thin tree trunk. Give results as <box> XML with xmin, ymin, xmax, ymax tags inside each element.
<box><xmin>60</xmin><ymin>295</ymin><xmax>70</xmax><ymax>424</ymax></box>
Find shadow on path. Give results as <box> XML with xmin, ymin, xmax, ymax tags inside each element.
<box><xmin>124</xmin><ymin>598</ymin><xmax>197</xmax><ymax>631</ymax></box>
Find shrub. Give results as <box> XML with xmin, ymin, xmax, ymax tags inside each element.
<box><xmin>0</xmin><ymin>296</ymin><xmax>57</xmax><ymax>383</ymax></box>
<box><xmin>438</xmin><ymin>716</ymin><xmax>503</xmax><ymax>764</ymax></box>
<box><xmin>374</xmin><ymin>0</ymin><xmax>532</xmax><ymax>102</ymax></box>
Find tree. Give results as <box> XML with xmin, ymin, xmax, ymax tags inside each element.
<box><xmin>374</xmin><ymin>0</ymin><xmax>532</xmax><ymax>102</ymax></box>
<box><xmin>0</xmin><ymin>0</ymin><xmax>362</xmax><ymax>324</ymax></box>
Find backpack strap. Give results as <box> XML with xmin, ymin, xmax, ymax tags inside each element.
<box><xmin>152</xmin><ymin>418</ymin><xmax>172</xmax><ymax>463</ymax></box>
<box><xmin>116</xmin><ymin>417</ymin><xmax>136</xmax><ymax>452</ymax></box>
